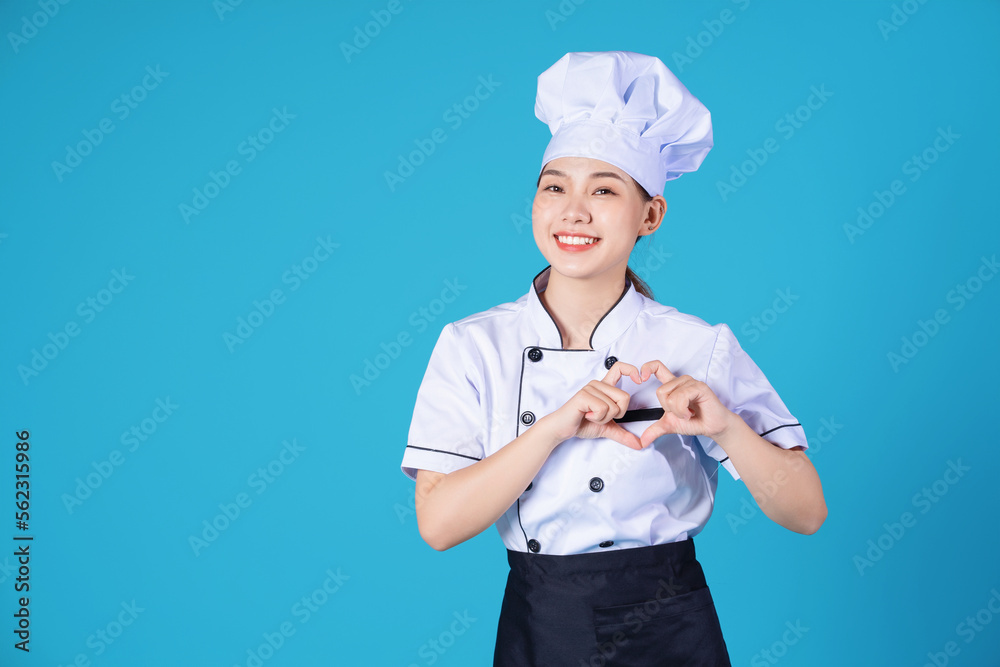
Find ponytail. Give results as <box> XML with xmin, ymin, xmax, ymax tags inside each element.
<box><xmin>626</xmin><ymin>266</ymin><xmax>654</xmax><ymax>300</ymax></box>
<box><xmin>629</xmin><ymin>177</ymin><xmax>656</xmax><ymax>300</ymax></box>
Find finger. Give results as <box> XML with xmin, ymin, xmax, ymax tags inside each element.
<box><xmin>640</xmin><ymin>420</ymin><xmax>672</xmax><ymax>448</ymax></box>
<box><xmin>659</xmin><ymin>383</ymin><xmax>695</xmax><ymax>420</ymax></box>
<box><xmin>601</xmin><ymin>361</ymin><xmax>642</xmax><ymax>386</ymax></box>
<box><xmin>580</xmin><ymin>385</ymin><xmax>618</xmax><ymax>422</ymax></box>
<box><xmin>657</xmin><ymin>377</ymin><xmax>694</xmax><ymax>416</ymax></box>
<box><xmin>671</xmin><ymin>379</ymin><xmax>701</xmax><ymax>418</ymax></box>
<box><xmin>586</xmin><ymin>380</ymin><xmax>632</xmax><ymax>419</ymax></box>
<box><xmin>603</xmin><ymin>421</ymin><xmax>644</xmax><ymax>450</ymax></box>
<box><xmin>640</xmin><ymin>359</ymin><xmax>676</xmax><ymax>384</ymax></box>
<box><xmin>656</xmin><ymin>374</ymin><xmax>690</xmax><ymax>397</ymax></box>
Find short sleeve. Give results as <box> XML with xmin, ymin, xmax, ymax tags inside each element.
<box><xmin>696</xmin><ymin>324</ymin><xmax>807</xmax><ymax>481</ymax></box>
<box><xmin>400</xmin><ymin>323</ymin><xmax>486</xmax><ymax>481</ymax></box>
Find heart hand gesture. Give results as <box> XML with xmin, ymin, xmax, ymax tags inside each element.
<box><xmin>544</xmin><ymin>362</ymin><xmax>645</xmax><ymax>450</ymax></box>
<box><xmin>637</xmin><ymin>360</ymin><xmax>735</xmax><ymax>448</ymax></box>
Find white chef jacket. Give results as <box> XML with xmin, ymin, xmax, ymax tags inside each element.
<box><xmin>401</xmin><ymin>266</ymin><xmax>807</xmax><ymax>555</ymax></box>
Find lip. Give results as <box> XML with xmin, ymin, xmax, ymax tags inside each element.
<box><xmin>554</xmin><ymin>233</ymin><xmax>600</xmax><ymax>253</ymax></box>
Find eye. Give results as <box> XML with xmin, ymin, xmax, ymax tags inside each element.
<box><xmin>542</xmin><ymin>184</ymin><xmax>563</xmax><ymax>192</ymax></box>
<box><xmin>594</xmin><ymin>187</ymin><xmax>616</xmax><ymax>195</ymax></box>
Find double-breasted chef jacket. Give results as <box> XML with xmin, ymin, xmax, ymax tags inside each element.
<box><xmin>401</xmin><ymin>266</ymin><xmax>807</xmax><ymax>556</ymax></box>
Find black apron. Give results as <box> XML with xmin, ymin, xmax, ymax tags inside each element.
<box><xmin>494</xmin><ymin>538</ymin><xmax>732</xmax><ymax>666</ymax></box>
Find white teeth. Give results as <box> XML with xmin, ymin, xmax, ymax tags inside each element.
<box><xmin>557</xmin><ymin>235</ymin><xmax>598</xmax><ymax>245</ymax></box>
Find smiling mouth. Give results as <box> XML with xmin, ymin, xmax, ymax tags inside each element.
<box><xmin>555</xmin><ymin>234</ymin><xmax>600</xmax><ymax>248</ymax></box>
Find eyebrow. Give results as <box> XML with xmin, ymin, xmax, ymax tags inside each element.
<box><xmin>540</xmin><ymin>168</ymin><xmax>626</xmax><ymax>182</ymax></box>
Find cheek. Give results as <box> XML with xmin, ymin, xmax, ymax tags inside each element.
<box><xmin>530</xmin><ymin>203</ymin><xmax>557</xmax><ymax>257</ymax></box>
<box><xmin>530</xmin><ymin>200</ymin><xmax>545</xmax><ymax>236</ymax></box>
<box><xmin>531</xmin><ymin>224</ymin><xmax>548</xmax><ymax>253</ymax></box>
<box><xmin>531</xmin><ymin>197</ymin><xmax>545</xmax><ymax>218</ymax></box>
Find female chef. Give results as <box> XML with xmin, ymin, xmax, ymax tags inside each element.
<box><xmin>400</xmin><ymin>51</ymin><xmax>827</xmax><ymax>666</ymax></box>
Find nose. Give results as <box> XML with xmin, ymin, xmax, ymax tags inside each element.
<box><xmin>561</xmin><ymin>188</ymin><xmax>591</xmax><ymax>224</ymax></box>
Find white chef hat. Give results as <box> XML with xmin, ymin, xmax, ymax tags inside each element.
<box><xmin>534</xmin><ymin>51</ymin><xmax>713</xmax><ymax>197</ymax></box>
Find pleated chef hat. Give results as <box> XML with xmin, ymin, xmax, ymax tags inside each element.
<box><xmin>535</xmin><ymin>51</ymin><xmax>713</xmax><ymax>197</ymax></box>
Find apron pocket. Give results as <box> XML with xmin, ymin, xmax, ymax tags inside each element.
<box><xmin>592</xmin><ymin>587</ymin><xmax>730</xmax><ymax>666</ymax></box>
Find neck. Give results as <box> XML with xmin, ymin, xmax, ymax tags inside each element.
<box><xmin>539</xmin><ymin>268</ymin><xmax>628</xmax><ymax>350</ymax></box>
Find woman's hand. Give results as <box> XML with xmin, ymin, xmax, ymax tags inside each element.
<box><xmin>539</xmin><ymin>361</ymin><xmax>644</xmax><ymax>450</ymax></box>
<box><xmin>638</xmin><ymin>360</ymin><xmax>736</xmax><ymax>448</ymax></box>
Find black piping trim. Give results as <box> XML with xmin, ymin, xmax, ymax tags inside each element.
<box><xmin>404</xmin><ymin>445</ymin><xmax>482</xmax><ymax>462</ymax></box>
<box><xmin>714</xmin><ymin>423</ymin><xmax>803</xmax><ymax>469</ymax></box>
<box><xmin>516</xmin><ymin>498</ymin><xmax>528</xmax><ymax>549</ymax></box>
<box><xmin>531</xmin><ymin>265</ymin><xmax>632</xmax><ymax>351</ymax></box>
<box><xmin>759</xmin><ymin>422</ymin><xmax>802</xmax><ymax>437</ymax></box>
<box><xmin>531</xmin><ymin>265</ymin><xmax>564</xmax><ymax>349</ymax></box>
<box><xmin>588</xmin><ymin>277</ymin><xmax>631</xmax><ymax>350</ymax></box>
<box><xmin>515</xmin><ymin>354</ymin><xmax>528</xmax><ymax>440</ymax></box>
<box><xmin>602</xmin><ymin>418</ymin><xmax>803</xmax><ymax>437</ymax></box>
<box><xmin>613</xmin><ymin>407</ymin><xmax>665</xmax><ymax>423</ymax></box>
<box><xmin>514</xmin><ymin>340</ymin><xmax>602</xmax><ymax>549</ymax></box>
<box><xmin>514</xmin><ymin>348</ymin><xmax>529</xmax><ymax>544</ymax></box>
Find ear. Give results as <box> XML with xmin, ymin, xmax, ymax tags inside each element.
<box><xmin>638</xmin><ymin>196</ymin><xmax>667</xmax><ymax>236</ymax></box>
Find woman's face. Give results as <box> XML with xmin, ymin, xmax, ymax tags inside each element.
<box><xmin>532</xmin><ymin>156</ymin><xmax>664</xmax><ymax>284</ymax></box>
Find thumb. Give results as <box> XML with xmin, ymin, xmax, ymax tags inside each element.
<box><xmin>602</xmin><ymin>422</ymin><xmax>643</xmax><ymax>450</ymax></box>
<box><xmin>640</xmin><ymin>421</ymin><xmax>670</xmax><ymax>449</ymax></box>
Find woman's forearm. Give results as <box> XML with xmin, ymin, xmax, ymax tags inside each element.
<box><xmin>416</xmin><ymin>416</ymin><xmax>564</xmax><ymax>551</ymax></box>
<box><xmin>714</xmin><ymin>414</ymin><xmax>827</xmax><ymax>534</ymax></box>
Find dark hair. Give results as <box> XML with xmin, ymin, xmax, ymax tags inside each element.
<box><xmin>533</xmin><ymin>170</ymin><xmax>657</xmax><ymax>299</ymax></box>
<box><xmin>627</xmin><ymin>179</ymin><xmax>655</xmax><ymax>300</ymax></box>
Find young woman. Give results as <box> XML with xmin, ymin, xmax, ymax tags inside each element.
<box><xmin>401</xmin><ymin>51</ymin><xmax>826</xmax><ymax>666</ymax></box>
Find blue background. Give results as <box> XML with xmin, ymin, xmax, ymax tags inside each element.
<box><xmin>2</xmin><ymin>0</ymin><xmax>999</xmax><ymax>665</ymax></box>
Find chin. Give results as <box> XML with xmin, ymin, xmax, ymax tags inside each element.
<box><xmin>546</xmin><ymin>262</ymin><xmax>606</xmax><ymax>281</ymax></box>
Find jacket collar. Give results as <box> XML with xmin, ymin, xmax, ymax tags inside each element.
<box><xmin>526</xmin><ymin>266</ymin><xmax>644</xmax><ymax>350</ymax></box>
